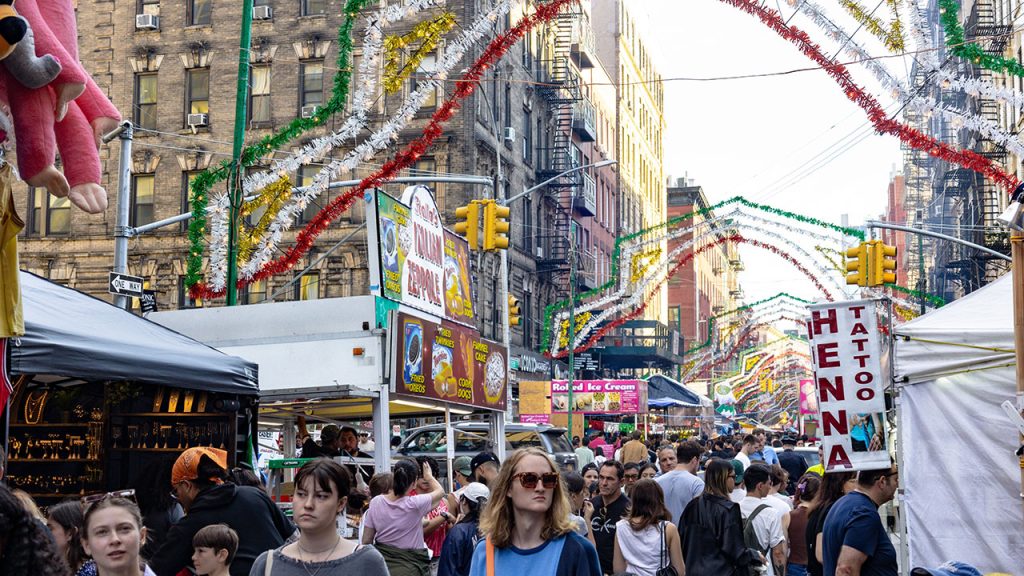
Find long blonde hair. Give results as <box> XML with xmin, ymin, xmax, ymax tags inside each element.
<box><xmin>478</xmin><ymin>448</ymin><xmax>575</xmax><ymax>548</ymax></box>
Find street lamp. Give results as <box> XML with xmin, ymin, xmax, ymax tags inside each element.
<box><xmin>501</xmin><ymin>159</ymin><xmax>618</xmax><ymax>441</ymax></box>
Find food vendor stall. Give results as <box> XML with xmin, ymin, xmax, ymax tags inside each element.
<box><xmin>517</xmin><ymin>379</ymin><xmax>648</xmax><ymax>440</ymax></box>
<box><xmin>645</xmin><ymin>374</ymin><xmax>715</xmax><ymax>438</ymax></box>
<box><xmin>2</xmin><ymin>272</ymin><xmax>259</xmax><ymax>504</ymax></box>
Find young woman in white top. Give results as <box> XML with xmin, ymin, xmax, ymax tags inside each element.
<box><xmin>81</xmin><ymin>495</ymin><xmax>157</xmax><ymax>576</ymax></box>
<box><xmin>613</xmin><ymin>479</ymin><xmax>686</xmax><ymax>576</ymax></box>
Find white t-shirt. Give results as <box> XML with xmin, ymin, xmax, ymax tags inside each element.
<box><xmin>739</xmin><ymin>496</ymin><xmax>785</xmax><ymax>576</ymax></box>
<box><xmin>735</xmin><ymin>451</ymin><xmax>751</xmax><ymax>470</ymax></box>
<box><xmin>770</xmin><ymin>492</ymin><xmax>793</xmax><ymax>510</ymax></box>
<box><xmin>729</xmin><ymin>487</ymin><xmax>746</xmax><ymax>503</ymax></box>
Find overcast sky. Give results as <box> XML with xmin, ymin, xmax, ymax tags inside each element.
<box><xmin>636</xmin><ymin>0</ymin><xmax>908</xmax><ymax>303</ymax></box>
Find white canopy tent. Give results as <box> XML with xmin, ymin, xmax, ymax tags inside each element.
<box><xmin>893</xmin><ymin>273</ymin><xmax>1023</xmax><ymax>573</ymax></box>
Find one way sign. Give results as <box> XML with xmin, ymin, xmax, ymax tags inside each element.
<box><xmin>108</xmin><ymin>272</ymin><xmax>145</xmax><ymax>298</ymax></box>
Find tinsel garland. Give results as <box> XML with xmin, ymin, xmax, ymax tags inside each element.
<box><xmin>238</xmin><ymin>178</ymin><xmax>292</xmax><ymax>262</ymax></box>
<box><xmin>883</xmin><ymin>282</ymin><xmax>946</xmax><ymax>306</ymax></box>
<box><xmin>383</xmin><ymin>12</ymin><xmax>457</xmax><ymax>93</ymax></box>
<box><xmin>186</xmin><ymin>0</ymin><xmax>372</xmax><ymax>289</ymax></box>
<box><xmin>189</xmin><ymin>0</ymin><xmax>578</xmax><ymax>299</ymax></box>
<box><xmin>838</xmin><ymin>0</ymin><xmax>905</xmax><ymax>52</ymax></box>
<box><xmin>719</xmin><ymin>0</ymin><xmax>1018</xmax><ymax>193</ymax></box>
<box><xmin>938</xmin><ymin>0</ymin><xmax>1024</xmax><ymax>78</ymax></box>
<box><xmin>816</xmin><ymin>245</ymin><xmax>842</xmax><ymax>271</ymax></box>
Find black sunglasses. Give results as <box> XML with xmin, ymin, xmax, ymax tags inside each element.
<box><xmin>512</xmin><ymin>472</ymin><xmax>559</xmax><ymax>489</ymax></box>
<box><xmin>81</xmin><ymin>489</ymin><xmax>137</xmax><ymax>507</ymax></box>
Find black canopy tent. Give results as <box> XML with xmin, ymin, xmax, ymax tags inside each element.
<box><xmin>8</xmin><ymin>271</ymin><xmax>257</xmax><ymax>392</ymax></box>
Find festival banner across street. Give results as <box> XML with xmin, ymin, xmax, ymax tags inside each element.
<box><xmin>807</xmin><ymin>299</ymin><xmax>890</xmax><ymax>472</ymax></box>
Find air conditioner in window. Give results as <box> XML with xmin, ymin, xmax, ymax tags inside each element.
<box><xmin>301</xmin><ymin>105</ymin><xmax>319</xmax><ymax>119</ymax></box>
<box><xmin>135</xmin><ymin>14</ymin><xmax>159</xmax><ymax>30</ymax></box>
<box><xmin>253</xmin><ymin>5</ymin><xmax>273</xmax><ymax>20</ymax></box>
<box><xmin>503</xmin><ymin>127</ymin><xmax>516</xmax><ymax>142</ymax></box>
<box><xmin>535</xmin><ymin>246</ymin><xmax>545</xmax><ymax>259</ymax></box>
<box><xmin>187</xmin><ymin>113</ymin><xmax>209</xmax><ymax>127</ymax></box>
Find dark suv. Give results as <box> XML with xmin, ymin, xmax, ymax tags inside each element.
<box><xmin>397</xmin><ymin>422</ymin><xmax>577</xmax><ymax>480</ymax></box>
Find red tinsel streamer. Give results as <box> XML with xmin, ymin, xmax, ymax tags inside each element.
<box><xmin>546</xmin><ymin>235</ymin><xmax>835</xmax><ymax>359</ymax></box>
<box><xmin>719</xmin><ymin>0</ymin><xmax>1019</xmax><ymax>193</ymax></box>
<box><xmin>191</xmin><ymin>0</ymin><xmax>578</xmax><ymax>299</ymax></box>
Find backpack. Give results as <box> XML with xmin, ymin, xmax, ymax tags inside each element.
<box><xmin>742</xmin><ymin>503</ymin><xmax>771</xmax><ymax>576</ymax></box>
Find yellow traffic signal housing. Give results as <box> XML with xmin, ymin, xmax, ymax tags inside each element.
<box><xmin>454</xmin><ymin>201</ymin><xmax>480</xmax><ymax>250</ymax></box>
<box><xmin>508</xmin><ymin>294</ymin><xmax>521</xmax><ymax>326</ymax></box>
<box><xmin>845</xmin><ymin>243</ymin><xmax>868</xmax><ymax>286</ymax></box>
<box><xmin>869</xmin><ymin>241</ymin><xmax>898</xmax><ymax>286</ymax></box>
<box><xmin>483</xmin><ymin>200</ymin><xmax>511</xmax><ymax>251</ymax></box>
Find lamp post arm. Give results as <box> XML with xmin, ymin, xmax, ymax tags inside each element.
<box><xmin>864</xmin><ymin>220</ymin><xmax>1011</xmax><ymax>262</ymax></box>
<box><xmin>504</xmin><ymin>160</ymin><xmax>617</xmax><ymax>206</ymax></box>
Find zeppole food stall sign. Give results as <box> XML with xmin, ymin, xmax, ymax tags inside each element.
<box><xmin>367</xmin><ymin>186</ymin><xmax>474</xmax><ymax>325</ymax></box>
<box><xmin>392</xmin><ymin>312</ymin><xmax>507</xmax><ymax>411</ymax></box>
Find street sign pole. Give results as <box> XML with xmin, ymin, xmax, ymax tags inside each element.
<box><xmin>110</xmin><ymin>121</ymin><xmax>134</xmax><ymax>310</ymax></box>
<box><xmin>226</xmin><ymin>1</ymin><xmax>253</xmax><ymax>307</ymax></box>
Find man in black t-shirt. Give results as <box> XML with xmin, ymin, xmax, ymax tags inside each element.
<box><xmin>777</xmin><ymin>437</ymin><xmax>808</xmax><ymax>493</ymax></box>
<box><xmin>296</xmin><ymin>416</ymin><xmax>342</xmax><ymax>458</ymax></box>
<box><xmin>590</xmin><ymin>460</ymin><xmax>630</xmax><ymax>575</ymax></box>
<box><xmin>338</xmin><ymin>425</ymin><xmax>373</xmax><ymax>485</ymax></box>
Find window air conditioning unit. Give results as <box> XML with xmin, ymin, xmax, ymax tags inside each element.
<box><xmin>301</xmin><ymin>105</ymin><xmax>319</xmax><ymax>119</ymax></box>
<box><xmin>535</xmin><ymin>246</ymin><xmax>545</xmax><ymax>259</ymax></box>
<box><xmin>135</xmin><ymin>14</ymin><xmax>159</xmax><ymax>30</ymax></box>
<box><xmin>503</xmin><ymin>127</ymin><xmax>516</xmax><ymax>142</ymax></box>
<box><xmin>187</xmin><ymin>113</ymin><xmax>209</xmax><ymax>127</ymax></box>
<box><xmin>253</xmin><ymin>5</ymin><xmax>273</xmax><ymax>20</ymax></box>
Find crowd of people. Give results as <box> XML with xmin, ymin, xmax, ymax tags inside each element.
<box><xmin>0</xmin><ymin>427</ymin><xmax>991</xmax><ymax>576</ymax></box>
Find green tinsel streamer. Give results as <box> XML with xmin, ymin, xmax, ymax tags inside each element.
<box><xmin>939</xmin><ymin>0</ymin><xmax>1024</xmax><ymax>78</ymax></box>
<box><xmin>186</xmin><ymin>0</ymin><xmax>371</xmax><ymax>289</ymax></box>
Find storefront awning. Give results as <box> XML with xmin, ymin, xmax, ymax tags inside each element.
<box><xmin>10</xmin><ymin>272</ymin><xmax>258</xmax><ymax>394</ymax></box>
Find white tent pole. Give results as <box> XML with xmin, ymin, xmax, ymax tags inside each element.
<box><xmin>895</xmin><ymin>394</ymin><xmax>909</xmax><ymax>575</ymax></box>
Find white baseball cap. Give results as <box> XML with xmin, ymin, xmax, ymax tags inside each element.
<box><xmin>460</xmin><ymin>482</ymin><xmax>490</xmax><ymax>504</ymax></box>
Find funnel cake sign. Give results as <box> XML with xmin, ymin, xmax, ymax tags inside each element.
<box><xmin>393</xmin><ymin>312</ymin><xmax>507</xmax><ymax>411</ymax></box>
<box><xmin>367</xmin><ymin>186</ymin><xmax>473</xmax><ymax>325</ymax></box>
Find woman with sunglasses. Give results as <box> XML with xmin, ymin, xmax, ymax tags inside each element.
<box><xmin>80</xmin><ymin>495</ymin><xmax>156</xmax><ymax>576</ymax></box>
<box><xmin>613</xmin><ymin>479</ymin><xmax>685</xmax><ymax>576</ymax></box>
<box><xmin>362</xmin><ymin>458</ymin><xmax>445</xmax><ymax>576</ymax></box>
<box><xmin>0</xmin><ymin>483</ymin><xmax>68</xmax><ymax>576</ymax></box>
<box><xmin>680</xmin><ymin>458</ymin><xmax>765</xmax><ymax>575</ymax></box>
<box><xmin>47</xmin><ymin>500</ymin><xmax>95</xmax><ymax>576</ymax></box>
<box><xmin>251</xmin><ymin>459</ymin><xmax>388</xmax><ymax>576</ymax></box>
<box><xmin>805</xmin><ymin>471</ymin><xmax>856</xmax><ymax>576</ymax></box>
<box><xmin>469</xmin><ymin>448</ymin><xmax>601</xmax><ymax>576</ymax></box>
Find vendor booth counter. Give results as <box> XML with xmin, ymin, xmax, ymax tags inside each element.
<box><xmin>3</xmin><ymin>272</ymin><xmax>259</xmax><ymax>503</ymax></box>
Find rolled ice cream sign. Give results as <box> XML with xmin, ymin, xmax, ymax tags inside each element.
<box><xmin>393</xmin><ymin>312</ymin><xmax>507</xmax><ymax>411</ymax></box>
<box><xmin>368</xmin><ymin>186</ymin><xmax>474</xmax><ymax>325</ymax></box>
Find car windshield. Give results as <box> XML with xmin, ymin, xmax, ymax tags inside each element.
<box><xmin>507</xmin><ymin>430</ymin><xmax>543</xmax><ymax>448</ymax></box>
<box><xmin>798</xmin><ymin>449</ymin><xmax>820</xmax><ymax>466</ymax></box>
<box><xmin>407</xmin><ymin>430</ymin><xmax>487</xmax><ymax>453</ymax></box>
<box><xmin>545</xmin><ymin>432</ymin><xmax>572</xmax><ymax>453</ymax></box>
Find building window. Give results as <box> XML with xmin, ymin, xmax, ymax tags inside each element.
<box><xmin>413</xmin><ymin>157</ymin><xmax>442</xmax><ymax>200</ymax></box>
<box><xmin>296</xmin><ymin>164</ymin><xmax>321</xmax><ymax>224</ymax></box>
<box><xmin>138</xmin><ymin>0</ymin><xmax>160</xmax><ymax>16</ymax></box>
<box><xmin>186</xmin><ymin>68</ymin><xmax>210</xmax><ymax>117</ymax></box>
<box><xmin>243</xmin><ymin>279</ymin><xmax>267</xmax><ymax>304</ymax></box>
<box><xmin>523</xmin><ymin>292</ymin><xmax>533</xmax><ymax>349</ymax></box>
<box><xmin>132</xmin><ymin>174</ymin><xmax>156</xmax><ymax>227</ymax></box>
<box><xmin>504</xmin><ymin>81</ymin><xmax>511</xmax><ymax>129</ymax></box>
<box><xmin>490</xmin><ymin>73</ymin><xmax>499</xmax><ymax>124</ymax></box>
<box><xmin>134</xmin><ymin>73</ymin><xmax>158</xmax><ymax>130</ymax></box>
<box><xmin>410</xmin><ymin>53</ymin><xmax>438</xmax><ymax>108</ymax></box>
<box><xmin>181</xmin><ymin>172</ymin><xmax>199</xmax><ymax>232</ymax></box>
<box><xmin>300</xmin><ymin>61</ymin><xmax>324</xmax><ymax>109</ymax></box>
<box><xmin>301</xmin><ymin>0</ymin><xmax>327</xmax><ymax>16</ymax></box>
<box><xmin>188</xmin><ymin>0</ymin><xmax>211</xmax><ymax>25</ymax></box>
<box><xmin>27</xmin><ymin>189</ymin><xmax>71</xmax><ymax>236</ymax></box>
<box><xmin>249</xmin><ymin>65</ymin><xmax>271</xmax><ymax>123</ymax></box>
<box><xmin>522</xmin><ymin>106</ymin><xmax>532</xmax><ymax>163</ymax></box>
<box><xmin>178</xmin><ymin>276</ymin><xmax>203</xmax><ymax>309</ymax></box>
<box><xmin>296</xmin><ymin>272</ymin><xmax>320</xmax><ymax>300</ymax></box>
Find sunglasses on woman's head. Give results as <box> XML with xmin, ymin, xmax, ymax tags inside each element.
<box><xmin>512</xmin><ymin>472</ymin><xmax>559</xmax><ymax>489</ymax></box>
<box><xmin>81</xmin><ymin>489</ymin><xmax>137</xmax><ymax>507</ymax></box>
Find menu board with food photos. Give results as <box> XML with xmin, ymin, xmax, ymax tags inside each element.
<box><xmin>549</xmin><ymin>380</ymin><xmax>645</xmax><ymax>414</ymax></box>
<box><xmin>393</xmin><ymin>312</ymin><xmax>507</xmax><ymax>411</ymax></box>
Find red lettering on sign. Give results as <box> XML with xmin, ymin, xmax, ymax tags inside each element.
<box><xmin>851</xmin><ymin>338</ymin><xmax>869</xmax><ymax>352</ymax></box>
<box><xmin>854</xmin><ymin>371</ymin><xmax>873</xmax><ymax>385</ymax></box>
<box><xmin>822</xmin><ymin>409</ymin><xmax>848</xmax><ymax>435</ymax></box>
<box><xmin>849</xmin><ymin>305</ymin><xmax>866</xmax><ymax>318</ymax></box>
<box><xmin>850</xmin><ymin>322</ymin><xmax>868</xmax><ymax>335</ymax></box>
<box><xmin>827</xmin><ymin>444</ymin><xmax>852</xmax><ymax>469</ymax></box>
<box><xmin>816</xmin><ymin>342</ymin><xmax>840</xmax><ymax>368</ymax></box>
<box><xmin>852</xmin><ymin>354</ymin><xmax>870</xmax><ymax>368</ymax></box>
<box><xmin>810</xmin><ymin>309</ymin><xmax>838</xmax><ymax>336</ymax></box>
<box><xmin>818</xmin><ymin>376</ymin><xmax>846</xmax><ymax>402</ymax></box>
<box><xmin>856</xmin><ymin>388</ymin><xmax>876</xmax><ymax>401</ymax></box>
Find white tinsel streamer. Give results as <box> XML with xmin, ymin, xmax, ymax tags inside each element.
<box><xmin>204</xmin><ymin>0</ymin><xmax>452</xmax><ymax>290</ymax></box>
<box><xmin>236</xmin><ymin>0</ymin><xmax>514</xmax><ymax>281</ymax></box>
<box><xmin>798</xmin><ymin>1</ymin><xmax>1024</xmax><ymax>157</ymax></box>
<box><xmin>549</xmin><ymin>212</ymin><xmax>843</xmax><ymax>355</ymax></box>
<box><xmin>686</xmin><ymin>314</ymin><xmax>809</xmax><ymax>377</ymax></box>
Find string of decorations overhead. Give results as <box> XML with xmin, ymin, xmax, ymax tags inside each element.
<box><xmin>836</xmin><ymin>0</ymin><xmax>905</xmax><ymax>52</ymax></box>
<box><xmin>938</xmin><ymin>0</ymin><xmax>1024</xmax><ymax>78</ymax></box>
<box><xmin>383</xmin><ymin>12</ymin><xmax>457</xmax><ymax>92</ymax></box>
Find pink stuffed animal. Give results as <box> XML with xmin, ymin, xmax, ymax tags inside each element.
<box><xmin>0</xmin><ymin>0</ymin><xmax>120</xmax><ymax>214</ymax></box>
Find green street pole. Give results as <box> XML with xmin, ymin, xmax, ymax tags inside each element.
<box><xmin>226</xmin><ymin>1</ymin><xmax>254</xmax><ymax>306</ymax></box>
<box><xmin>567</xmin><ymin>219</ymin><xmax>577</xmax><ymax>441</ymax></box>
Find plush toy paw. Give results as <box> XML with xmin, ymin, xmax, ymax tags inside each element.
<box><xmin>25</xmin><ymin>165</ymin><xmax>70</xmax><ymax>199</ymax></box>
<box><xmin>55</xmin><ymin>82</ymin><xmax>85</xmax><ymax>122</ymax></box>
<box><xmin>91</xmin><ymin>117</ymin><xmax>119</xmax><ymax>148</ymax></box>
<box><xmin>68</xmin><ymin>182</ymin><xmax>107</xmax><ymax>214</ymax></box>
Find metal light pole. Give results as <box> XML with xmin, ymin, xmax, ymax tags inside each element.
<box><xmin>225</xmin><ymin>1</ymin><xmax>254</xmax><ymax>306</ymax></box>
<box><xmin>1012</xmin><ymin>229</ymin><xmax>1024</xmax><ymax>499</ymax></box>
<box><xmin>106</xmin><ymin>120</ymin><xmax>134</xmax><ymax>310</ymax></box>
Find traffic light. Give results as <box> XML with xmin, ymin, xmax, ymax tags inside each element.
<box><xmin>483</xmin><ymin>199</ymin><xmax>511</xmax><ymax>251</ymax></box>
<box><xmin>845</xmin><ymin>243</ymin><xmax>868</xmax><ymax>286</ymax></box>
<box><xmin>508</xmin><ymin>294</ymin><xmax>521</xmax><ymax>326</ymax></box>
<box><xmin>453</xmin><ymin>201</ymin><xmax>480</xmax><ymax>250</ymax></box>
<box><xmin>869</xmin><ymin>241</ymin><xmax>898</xmax><ymax>286</ymax></box>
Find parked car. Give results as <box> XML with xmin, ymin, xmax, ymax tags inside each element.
<box><xmin>794</xmin><ymin>446</ymin><xmax>821</xmax><ymax>468</ymax></box>
<box><xmin>398</xmin><ymin>422</ymin><xmax>577</xmax><ymax>480</ymax></box>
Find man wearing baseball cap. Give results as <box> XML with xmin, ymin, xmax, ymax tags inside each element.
<box><xmin>469</xmin><ymin>451</ymin><xmax>500</xmax><ymax>487</ymax></box>
<box><xmin>149</xmin><ymin>447</ymin><xmax>294</xmax><ymax>576</ymax></box>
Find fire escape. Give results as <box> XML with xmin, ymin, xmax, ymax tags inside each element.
<box><xmin>963</xmin><ymin>0</ymin><xmax>1012</xmax><ymax>282</ymax></box>
<box><xmin>535</xmin><ymin>9</ymin><xmax>586</xmax><ymax>298</ymax></box>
